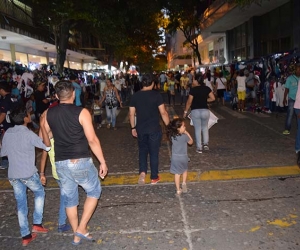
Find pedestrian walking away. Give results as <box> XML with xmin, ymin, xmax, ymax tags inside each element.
<box><xmin>167</xmin><ymin>118</ymin><xmax>193</xmax><ymax>195</ymax></box>
<box><xmin>39</xmin><ymin>100</ymin><xmax>71</xmax><ymax>234</ymax></box>
<box><xmin>1</xmin><ymin>106</ymin><xmax>51</xmax><ymax>247</ymax></box>
<box><xmin>43</xmin><ymin>80</ymin><xmax>108</xmax><ymax>246</ymax></box>
<box><xmin>129</xmin><ymin>73</ymin><xmax>170</xmax><ymax>185</ymax></box>
<box><xmin>92</xmin><ymin>95</ymin><xmax>103</xmax><ymax>129</ymax></box>
<box><xmin>99</xmin><ymin>78</ymin><xmax>122</xmax><ymax>130</ymax></box>
<box><xmin>183</xmin><ymin>74</ymin><xmax>215</xmax><ymax>153</ymax></box>
<box><xmin>282</xmin><ymin>63</ymin><xmax>300</xmax><ymax>135</ymax></box>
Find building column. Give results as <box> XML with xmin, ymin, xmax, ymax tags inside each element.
<box><xmin>67</xmin><ymin>56</ymin><xmax>70</xmax><ymax>69</ymax></box>
<box><xmin>9</xmin><ymin>44</ymin><xmax>16</xmax><ymax>64</ymax></box>
<box><xmin>223</xmin><ymin>36</ymin><xmax>228</xmax><ymax>64</ymax></box>
<box><xmin>45</xmin><ymin>52</ymin><xmax>49</xmax><ymax>64</ymax></box>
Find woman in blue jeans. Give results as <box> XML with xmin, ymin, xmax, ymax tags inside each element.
<box><xmin>183</xmin><ymin>75</ymin><xmax>215</xmax><ymax>153</ymax></box>
<box><xmin>100</xmin><ymin>78</ymin><xmax>122</xmax><ymax>130</ymax></box>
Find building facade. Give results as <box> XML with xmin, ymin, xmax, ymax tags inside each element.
<box><xmin>166</xmin><ymin>0</ymin><xmax>297</xmax><ymax>69</ymax></box>
<box><xmin>0</xmin><ymin>0</ymin><xmax>103</xmax><ymax>71</ymax></box>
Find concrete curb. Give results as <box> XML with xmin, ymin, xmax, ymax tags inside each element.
<box><xmin>1</xmin><ymin>165</ymin><xmax>300</xmax><ymax>191</ymax></box>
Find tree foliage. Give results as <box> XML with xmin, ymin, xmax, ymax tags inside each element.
<box><xmin>21</xmin><ymin>0</ymin><xmax>102</xmax><ymax>74</ymax></box>
<box><xmin>89</xmin><ymin>0</ymin><xmax>164</xmax><ymax>72</ymax></box>
<box><xmin>20</xmin><ymin>0</ymin><xmax>165</xmax><ymax>73</ymax></box>
<box><xmin>163</xmin><ymin>0</ymin><xmax>209</xmax><ymax>66</ymax></box>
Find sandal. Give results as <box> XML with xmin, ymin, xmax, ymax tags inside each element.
<box><xmin>176</xmin><ymin>189</ymin><xmax>182</xmax><ymax>196</ymax></box>
<box><xmin>182</xmin><ymin>183</ymin><xmax>187</xmax><ymax>193</ymax></box>
<box><xmin>74</xmin><ymin>232</ymin><xmax>95</xmax><ymax>241</ymax></box>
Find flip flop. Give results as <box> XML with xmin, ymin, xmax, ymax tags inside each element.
<box><xmin>71</xmin><ymin>239</ymin><xmax>82</xmax><ymax>246</ymax></box>
<box><xmin>74</xmin><ymin>232</ymin><xmax>95</xmax><ymax>241</ymax></box>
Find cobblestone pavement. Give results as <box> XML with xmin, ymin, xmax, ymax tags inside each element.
<box><xmin>0</xmin><ymin>94</ymin><xmax>300</xmax><ymax>249</ymax></box>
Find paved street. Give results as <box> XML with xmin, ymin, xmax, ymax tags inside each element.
<box><xmin>1</xmin><ymin>178</ymin><xmax>299</xmax><ymax>250</ymax></box>
<box><xmin>0</xmin><ymin>97</ymin><xmax>300</xmax><ymax>249</ymax></box>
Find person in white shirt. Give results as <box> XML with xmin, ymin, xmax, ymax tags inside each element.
<box><xmin>99</xmin><ymin>73</ymin><xmax>106</xmax><ymax>99</ymax></box>
<box><xmin>159</xmin><ymin>72</ymin><xmax>167</xmax><ymax>88</ymax></box>
<box><xmin>204</xmin><ymin>72</ymin><xmax>214</xmax><ymax>92</ymax></box>
<box><xmin>114</xmin><ymin>75</ymin><xmax>122</xmax><ymax>108</ymax></box>
<box><xmin>236</xmin><ymin>70</ymin><xmax>246</xmax><ymax>112</ymax></box>
<box><xmin>215</xmin><ymin>72</ymin><xmax>227</xmax><ymax>105</ymax></box>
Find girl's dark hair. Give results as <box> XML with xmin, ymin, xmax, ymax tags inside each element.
<box><xmin>167</xmin><ymin>118</ymin><xmax>184</xmax><ymax>142</ymax></box>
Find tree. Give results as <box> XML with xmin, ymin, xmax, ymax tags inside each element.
<box><xmin>90</xmin><ymin>0</ymin><xmax>165</xmax><ymax>72</ymax></box>
<box><xmin>19</xmin><ymin>0</ymin><xmax>166</xmax><ymax>73</ymax></box>
<box><xmin>21</xmin><ymin>0</ymin><xmax>102</xmax><ymax>74</ymax></box>
<box><xmin>163</xmin><ymin>0</ymin><xmax>209</xmax><ymax>66</ymax></box>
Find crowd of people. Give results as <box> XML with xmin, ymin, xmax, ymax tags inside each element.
<box><xmin>2</xmin><ymin>57</ymin><xmax>300</xmax><ymax>246</ymax></box>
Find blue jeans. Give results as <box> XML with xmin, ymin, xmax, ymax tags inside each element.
<box><xmin>9</xmin><ymin>172</ymin><xmax>45</xmax><ymax>237</ymax></box>
<box><xmin>138</xmin><ymin>131</ymin><xmax>162</xmax><ymax>180</ymax></box>
<box><xmin>285</xmin><ymin>98</ymin><xmax>295</xmax><ymax>131</ymax></box>
<box><xmin>56</xmin><ymin>179</ymin><xmax>68</xmax><ymax>226</ymax></box>
<box><xmin>55</xmin><ymin>157</ymin><xmax>101</xmax><ymax>208</ymax></box>
<box><xmin>105</xmin><ymin>106</ymin><xmax>117</xmax><ymax>127</ymax></box>
<box><xmin>191</xmin><ymin>109</ymin><xmax>210</xmax><ymax>150</ymax></box>
<box><xmin>294</xmin><ymin>108</ymin><xmax>300</xmax><ymax>153</ymax></box>
<box><xmin>180</xmin><ymin>89</ymin><xmax>188</xmax><ymax>104</ymax></box>
<box><xmin>121</xmin><ymin>89</ymin><xmax>127</xmax><ymax>103</ymax></box>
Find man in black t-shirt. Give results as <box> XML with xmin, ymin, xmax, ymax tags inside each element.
<box><xmin>129</xmin><ymin>73</ymin><xmax>170</xmax><ymax>185</ymax></box>
<box><xmin>0</xmin><ymin>80</ymin><xmax>13</xmax><ymax>169</ymax></box>
<box><xmin>34</xmin><ymin>81</ymin><xmax>50</xmax><ymax>121</ymax></box>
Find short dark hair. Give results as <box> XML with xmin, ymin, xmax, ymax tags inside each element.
<box><xmin>54</xmin><ymin>80</ymin><xmax>74</xmax><ymax>100</ymax></box>
<box><xmin>9</xmin><ymin>106</ymin><xmax>27</xmax><ymax>125</ymax></box>
<box><xmin>0</xmin><ymin>80</ymin><xmax>11</xmax><ymax>92</ymax></box>
<box><xmin>69</xmin><ymin>74</ymin><xmax>77</xmax><ymax>81</ymax></box>
<box><xmin>141</xmin><ymin>73</ymin><xmax>154</xmax><ymax>87</ymax></box>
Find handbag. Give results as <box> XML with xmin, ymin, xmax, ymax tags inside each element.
<box><xmin>187</xmin><ymin>110</ymin><xmax>218</xmax><ymax>129</ymax></box>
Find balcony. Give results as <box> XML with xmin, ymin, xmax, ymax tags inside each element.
<box><xmin>200</xmin><ymin>0</ymin><xmax>290</xmax><ymax>40</ymax></box>
<box><xmin>0</xmin><ymin>0</ymin><xmax>33</xmax><ymax>27</ymax></box>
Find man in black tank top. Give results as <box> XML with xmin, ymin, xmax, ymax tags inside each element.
<box><xmin>42</xmin><ymin>80</ymin><xmax>108</xmax><ymax>245</ymax></box>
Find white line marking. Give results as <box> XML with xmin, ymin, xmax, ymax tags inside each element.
<box><xmin>178</xmin><ymin>195</ymin><xmax>193</xmax><ymax>250</ymax></box>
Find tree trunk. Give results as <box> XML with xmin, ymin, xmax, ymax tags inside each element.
<box><xmin>194</xmin><ymin>48</ymin><xmax>202</xmax><ymax>66</ymax></box>
<box><xmin>54</xmin><ymin>21</ymin><xmax>71</xmax><ymax>75</ymax></box>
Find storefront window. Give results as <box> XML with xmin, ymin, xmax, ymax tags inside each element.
<box><xmin>15</xmin><ymin>52</ymin><xmax>28</xmax><ymax>65</ymax></box>
<box><xmin>0</xmin><ymin>50</ymin><xmax>12</xmax><ymax>61</ymax></box>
